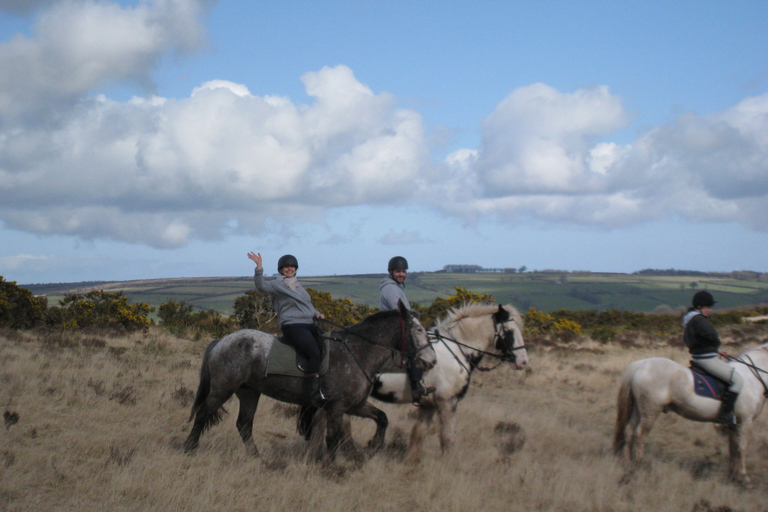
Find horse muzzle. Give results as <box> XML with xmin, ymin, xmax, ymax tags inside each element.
<box><xmin>416</xmin><ymin>350</ymin><xmax>437</xmax><ymax>371</ymax></box>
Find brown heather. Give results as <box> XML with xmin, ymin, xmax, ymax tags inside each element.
<box><xmin>2</xmin><ymin>325</ymin><xmax>768</xmax><ymax>512</ymax></box>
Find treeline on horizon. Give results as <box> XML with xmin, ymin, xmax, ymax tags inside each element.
<box><xmin>440</xmin><ymin>265</ymin><xmax>768</xmax><ymax>281</ymax></box>
<box><xmin>16</xmin><ymin>267</ymin><xmax>768</xmax><ymax>288</ymax></box>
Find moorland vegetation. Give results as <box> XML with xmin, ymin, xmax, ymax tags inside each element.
<box><xmin>3</xmin><ymin>282</ymin><xmax>768</xmax><ymax>510</ymax></box>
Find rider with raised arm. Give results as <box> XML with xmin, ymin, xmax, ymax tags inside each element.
<box><xmin>248</xmin><ymin>251</ymin><xmax>327</xmax><ymax>407</ymax></box>
<box><xmin>379</xmin><ymin>256</ymin><xmax>434</xmax><ymax>405</ymax></box>
<box><xmin>682</xmin><ymin>290</ymin><xmax>743</xmax><ymax>426</ymax></box>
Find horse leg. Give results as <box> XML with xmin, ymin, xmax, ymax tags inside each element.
<box><xmin>183</xmin><ymin>387</ymin><xmax>233</xmax><ymax>453</ymax></box>
<box><xmin>628</xmin><ymin>406</ymin><xmax>660</xmax><ymax>463</ymax></box>
<box><xmin>725</xmin><ymin>425</ymin><xmax>751</xmax><ymax>486</ymax></box>
<box><xmin>324</xmin><ymin>407</ymin><xmax>347</xmax><ymax>460</ymax></box>
<box><xmin>406</xmin><ymin>406</ymin><xmax>435</xmax><ymax>463</ymax></box>
<box><xmin>436</xmin><ymin>399</ymin><xmax>458</xmax><ymax>454</ymax></box>
<box><xmin>346</xmin><ymin>401</ymin><xmax>389</xmax><ymax>452</ymax></box>
<box><xmin>234</xmin><ymin>387</ymin><xmax>261</xmax><ymax>457</ymax></box>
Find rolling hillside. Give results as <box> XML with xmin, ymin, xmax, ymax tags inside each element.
<box><xmin>22</xmin><ymin>271</ymin><xmax>768</xmax><ymax>314</ymax></box>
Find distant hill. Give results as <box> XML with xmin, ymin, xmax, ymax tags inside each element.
<box><xmin>23</xmin><ymin>270</ymin><xmax>768</xmax><ymax>314</ymax></box>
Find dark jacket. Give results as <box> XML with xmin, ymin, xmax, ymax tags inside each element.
<box><xmin>683</xmin><ymin>311</ymin><xmax>720</xmax><ymax>357</ymax></box>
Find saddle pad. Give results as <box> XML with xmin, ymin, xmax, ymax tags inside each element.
<box><xmin>691</xmin><ymin>369</ymin><xmax>724</xmax><ymax>400</ymax></box>
<box><xmin>265</xmin><ymin>337</ymin><xmax>330</xmax><ymax>378</ymax></box>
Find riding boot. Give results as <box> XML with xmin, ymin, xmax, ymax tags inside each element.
<box><xmin>716</xmin><ymin>390</ymin><xmax>738</xmax><ymax>427</ymax></box>
<box><xmin>410</xmin><ymin>379</ymin><xmax>436</xmax><ymax>406</ymax></box>
<box><xmin>306</xmin><ymin>374</ymin><xmax>326</xmax><ymax>408</ymax></box>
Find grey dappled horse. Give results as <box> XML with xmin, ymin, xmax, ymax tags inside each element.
<box><xmin>183</xmin><ymin>300</ymin><xmax>436</xmax><ymax>458</ymax></box>
<box><xmin>614</xmin><ymin>342</ymin><xmax>768</xmax><ymax>485</ymax></box>
<box><xmin>300</xmin><ymin>303</ymin><xmax>529</xmax><ymax>460</ymax></box>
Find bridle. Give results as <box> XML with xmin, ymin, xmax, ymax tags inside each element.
<box><xmin>431</xmin><ymin>305</ymin><xmax>526</xmax><ymax>373</ymax></box>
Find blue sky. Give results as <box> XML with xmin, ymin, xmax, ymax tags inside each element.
<box><xmin>1</xmin><ymin>0</ymin><xmax>767</xmax><ymax>284</ymax></box>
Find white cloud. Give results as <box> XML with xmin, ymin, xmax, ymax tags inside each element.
<box><xmin>432</xmin><ymin>85</ymin><xmax>768</xmax><ymax>231</ymax></box>
<box><xmin>379</xmin><ymin>229</ymin><xmax>430</xmax><ymax>245</ymax></box>
<box><xmin>0</xmin><ymin>0</ymin><xmax>211</xmax><ymax>126</ymax></box>
<box><xmin>0</xmin><ymin>253</ymin><xmax>51</xmax><ymax>271</ymax></box>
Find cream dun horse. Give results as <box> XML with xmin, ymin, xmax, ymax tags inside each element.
<box><xmin>614</xmin><ymin>342</ymin><xmax>768</xmax><ymax>484</ymax></box>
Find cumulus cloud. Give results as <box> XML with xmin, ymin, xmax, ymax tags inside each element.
<box><xmin>0</xmin><ymin>0</ymin><xmax>211</xmax><ymax>127</ymax></box>
<box><xmin>431</xmin><ymin>84</ymin><xmax>768</xmax><ymax>231</ymax></box>
<box><xmin>0</xmin><ymin>1</ymin><xmax>429</xmax><ymax>248</ymax></box>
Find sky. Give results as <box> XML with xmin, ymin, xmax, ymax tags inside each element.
<box><xmin>1</xmin><ymin>0</ymin><xmax>767</xmax><ymax>284</ymax></box>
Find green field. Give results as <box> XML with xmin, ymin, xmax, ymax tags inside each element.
<box><xmin>23</xmin><ymin>271</ymin><xmax>768</xmax><ymax>315</ymax></box>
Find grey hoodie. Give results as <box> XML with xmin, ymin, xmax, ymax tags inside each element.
<box><xmin>254</xmin><ymin>268</ymin><xmax>320</xmax><ymax>325</ymax></box>
<box><xmin>379</xmin><ymin>276</ymin><xmax>410</xmax><ymax>310</ymax></box>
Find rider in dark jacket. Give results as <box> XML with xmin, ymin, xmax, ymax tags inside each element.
<box><xmin>682</xmin><ymin>290</ymin><xmax>743</xmax><ymax>426</ymax></box>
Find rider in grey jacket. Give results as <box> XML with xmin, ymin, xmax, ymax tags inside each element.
<box><xmin>379</xmin><ymin>256</ymin><xmax>434</xmax><ymax>405</ymax></box>
<box><xmin>248</xmin><ymin>251</ymin><xmax>326</xmax><ymax>407</ymax></box>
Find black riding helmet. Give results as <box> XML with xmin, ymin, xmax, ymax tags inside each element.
<box><xmin>692</xmin><ymin>290</ymin><xmax>716</xmax><ymax>308</ymax></box>
<box><xmin>277</xmin><ymin>254</ymin><xmax>299</xmax><ymax>273</ymax></box>
<box><xmin>388</xmin><ymin>256</ymin><xmax>408</xmax><ymax>271</ymax></box>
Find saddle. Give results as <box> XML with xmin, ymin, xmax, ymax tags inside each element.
<box><xmin>265</xmin><ymin>334</ymin><xmax>331</xmax><ymax>378</ymax></box>
<box><xmin>690</xmin><ymin>364</ymin><xmax>727</xmax><ymax>400</ymax></box>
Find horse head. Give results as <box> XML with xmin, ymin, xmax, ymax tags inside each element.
<box><xmin>398</xmin><ymin>299</ymin><xmax>436</xmax><ymax>371</ymax></box>
<box><xmin>493</xmin><ymin>304</ymin><xmax>529</xmax><ymax>370</ymax></box>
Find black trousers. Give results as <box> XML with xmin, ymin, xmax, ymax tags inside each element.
<box><xmin>408</xmin><ymin>365</ymin><xmax>423</xmax><ymax>382</ymax></box>
<box><xmin>282</xmin><ymin>323</ymin><xmax>323</xmax><ymax>374</ymax></box>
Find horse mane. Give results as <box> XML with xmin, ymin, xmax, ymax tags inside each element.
<box><xmin>349</xmin><ymin>308</ymin><xmax>403</xmax><ymax>332</ymax></box>
<box><xmin>435</xmin><ymin>302</ymin><xmax>524</xmax><ymax>332</ymax></box>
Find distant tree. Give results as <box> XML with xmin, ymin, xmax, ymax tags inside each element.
<box><xmin>689</xmin><ymin>282</ymin><xmax>699</xmax><ymax>290</ymax></box>
<box><xmin>518</xmin><ymin>266</ymin><xmax>527</xmax><ymax>273</ymax></box>
<box><xmin>232</xmin><ymin>290</ymin><xmax>278</xmax><ymax>332</ymax></box>
<box><xmin>158</xmin><ymin>299</ymin><xmax>196</xmax><ymax>335</ymax></box>
<box><xmin>307</xmin><ymin>288</ymin><xmax>374</xmax><ymax>327</ymax></box>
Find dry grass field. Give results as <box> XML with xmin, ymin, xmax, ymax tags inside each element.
<box><xmin>2</xmin><ymin>325</ymin><xmax>768</xmax><ymax>512</ymax></box>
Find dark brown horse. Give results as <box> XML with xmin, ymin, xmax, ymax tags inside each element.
<box><xmin>183</xmin><ymin>300</ymin><xmax>436</xmax><ymax>458</ymax></box>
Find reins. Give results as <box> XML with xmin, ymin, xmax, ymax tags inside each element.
<box><xmin>722</xmin><ymin>353</ymin><xmax>768</xmax><ymax>397</ymax></box>
<box><xmin>317</xmin><ymin>315</ymin><xmax>423</xmax><ymax>386</ymax></box>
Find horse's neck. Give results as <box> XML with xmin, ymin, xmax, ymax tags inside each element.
<box><xmin>348</xmin><ymin>321</ymin><xmax>402</xmax><ymax>364</ymax></box>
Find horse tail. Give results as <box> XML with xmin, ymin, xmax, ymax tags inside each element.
<box><xmin>188</xmin><ymin>339</ymin><xmax>223</xmax><ymax>424</ymax></box>
<box><xmin>297</xmin><ymin>405</ymin><xmax>318</xmax><ymax>440</ymax></box>
<box><xmin>613</xmin><ymin>367</ymin><xmax>635</xmax><ymax>455</ymax></box>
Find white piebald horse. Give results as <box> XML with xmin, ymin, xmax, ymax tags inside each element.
<box><xmin>372</xmin><ymin>303</ymin><xmax>529</xmax><ymax>460</ymax></box>
<box><xmin>614</xmin><ymin>342</ymin><xmax>768</xmax><ymax>484</ymax></box>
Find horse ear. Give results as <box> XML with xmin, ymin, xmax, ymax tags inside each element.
<box><xmin>494</xmin><ymin>304</ymin><xmax>510</xmax><ymax>323</ymax></box>
<box><xmin>397</xmin><ymin>298</ymin><xmax>408</xmax><ymax>316</ymax></box>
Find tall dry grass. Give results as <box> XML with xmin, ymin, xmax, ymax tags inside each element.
<box><xmin>2</xmin><ymin>326</ymin><xmax>768</xmax><ymax>512</ymax></box>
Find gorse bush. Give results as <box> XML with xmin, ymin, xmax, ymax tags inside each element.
<box><xmin>51</xmin><ymin>290</ymin><xmax>153</xmax><ymax>331</ymax></box>
<box><xmin>0</xmin><ymin>276</ymin><xmax>47</xmax><ymax>329</ymax></box>
<box><xmin>415</xmin><ymin>286</ymin><xmax>495</xmax><ymax>329</ymax></box>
